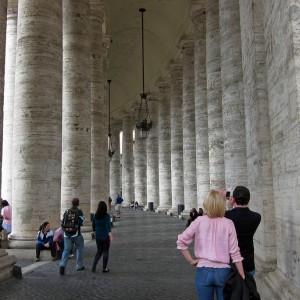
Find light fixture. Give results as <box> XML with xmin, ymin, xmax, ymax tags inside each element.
<box><xmin>108</xmin><ymin>79</ymin><xmax>115</xmax><ymax>159</ymax></box>
<box><xmin>135</xmin><ymin>8</ymin><xmax>152</xmax><ymax>139</ymax></box>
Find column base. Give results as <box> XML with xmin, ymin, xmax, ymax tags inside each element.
<box><xmin>0</xmin><ymin>249</ymin><xmax>17</xmax><ymax>283</ymax></box>
<box><xmin>8</xmin><ymin>234</ymin><xmax>36</xmax><ymax>249</ymax></box>
<box><xmin>155</xmin><ymin>206</ymin><xmax>171</xmax><ymax>213</ymax></box>
<box><xmin>167</xmin><ymin>207</ymin><xmax>179</xmax><ymax>216</ymax></box>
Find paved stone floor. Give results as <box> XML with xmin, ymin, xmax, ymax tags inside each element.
<box><xmin>1</xmin><ymin>209</ymin><xmax>198</xmax><ymax>300</ymax></box>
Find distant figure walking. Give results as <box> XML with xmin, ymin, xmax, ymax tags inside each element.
<box><xmin>115</xmin><ymin>194</ymin><xmax>123</xmax><ymax>218</ymax></box>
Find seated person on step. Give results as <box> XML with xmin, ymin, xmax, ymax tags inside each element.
<box><xmin>35</xmin><ymin>221</ymin><xmax>56</xmax><ymax>262</ymax></box>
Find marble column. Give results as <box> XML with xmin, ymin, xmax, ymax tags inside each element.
<box><xmin>134</xmin><ymin>126</ymin><xmax>147</xmax><ymax>207</ymax></box>
<box><xmin>156</xmin><ymin>79</ymin><xmax>172</xmax><ymax>212</ymax></box>
<box><xmin>61</xmin><ymin>0</ymin><xmax>91</xmax><ymax>222</ymax></box>
<box><xmin>191</xmin><ymin>2</ymin><xmax>210</xmax><ymax>207</ymax></box>
<box><xmin>146</xmin><ymin>92</ymin><xmax>159</xmax><ymax>210</ymax></box>
<box><xmin>0</xmin><ymin>0</ymin><xmax>7</xmax><ymax>193</ymax></box>
<box><xmin>168</xmin><ymin>61</ymin><xmax>184</xmax><ymax>215</ymax></box>
<box><xmin>90</xmin><ymin>0</ymin><xmax>106</xmax><ymax>213</ymax></box>
<box><xmin>219</xmin><ymin>0</ymin><xmax>248</xmax><ymax>189</ymax></box>
<box><xmin>109</xmin><ymin>119</ymin><xmax>122</xmax><ymax>200</ymax></box>
<box><xmin>206</xmin><ymin>0</ymin><xmax>225</xmax><ymax>190</ymax></box>
<box><xmin>240</xmin><ymin>0</ymin><xmax>276</xmax><ymax>271</ymax></box>
<box><xmin>122</xmin><ymin>113</ymin><xmax>134</xmax><ymax>206</ymax></box>
<box><xmin>1</xmin><ymin>0</ymin><xmax>16</xmax><ymax>200</ymax></box>
<box><xmin>180</xmin><ymin>38</ymin><xmax>197</xmax><ymax>214</ymax></box>
<box><xmin>10</xmin><ymin>0</ymin><xmax>62</xmax><ymax>247</ymax></box>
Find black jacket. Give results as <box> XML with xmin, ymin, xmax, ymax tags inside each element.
<box><xmin>225</xmin><ymin>207</ymin><xmax>261</xmax><ymax>272</ymax></box>
<box><xmin>223</xmin><ymin>266</ymin><xmax>261</xmax><ymax>300</ymax></box>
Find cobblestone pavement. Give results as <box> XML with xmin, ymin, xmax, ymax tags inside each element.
<box><xmin>1</xmin><ymin>209</ymin><xmax>198</xmax><ymax>300</ymax></box>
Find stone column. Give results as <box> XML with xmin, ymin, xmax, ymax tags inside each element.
<box><xmin>146</xmin><ymin>92</ymin><xmax>159</xmax><ymax>210</ymax></box>
<box><xmin>0</xmin><ymin>0</ymin><xmax>7</xmax><ymax>193</ymax></box>
<box><xmin>156</xmin><ymin>79</ymin><xmax>172</xmax><ymax>212</ymax></box>
<box><xmin>180</xmin><ymin>38</ymin><xmax>197</xmax><ymax>214</ymax></box>
<box><xmin>0</xmin><ymin>0</ymin><xmax>17</xmax><ymax>283</ymax></box>
<box><xmin>90</xmin><ymin>0</ymin><xmax>106</xmax><ymax>213</ymax></box>
<box><xmin>10</xmin><ymin>0</ymin><xmax>62</xmax><ymax>247</ymax></box>
<box><xmin>134</xmin><ymin>126</ymin><xmax>147</xmax><ymax>207</ymax></box>
<box><xmin>219</xmin><ymin>0</ymin><xmax>248</xmax><ymax>189</ymax></box>
<box><xmin>102</xmin><ymin>35</ymin><xmax>110</xmax><ymax>203</ymax></box>
<box><xmin>1</xmin><ymin>0</ymin><xmax>16</xmax><ymax>200</ymax></box>
<box><xmin>122</xmin><ymin>113</ymin><xmax>134</xmax><ymax>206</ymax></box>
<box><xmin>109</xmin><ymin>119</ymin><xmax>122</xmax><ymax>200</ymax></box>
<box><xmin>61</xmin><ymin>0</ymin><xmax>91</xmax><ymax>222</ymax></box>
<box><xmin>191</xmin><ymin>2</ymin><xmax>210</xmax><ymax>207</ymax></box>
<box><xmin>168</xmin><ymin>61</ymin><xmax>184</xmax><ymax>215</ymax></box>
<box><xmin>240</xmin><ymin>0</ymin><xmax>276</xmax><ymax>271</ymax></box>
<box><xmin>206</xmin><ymin>0</ymin><xmax>225</xmax><ymax>190</ymax></box>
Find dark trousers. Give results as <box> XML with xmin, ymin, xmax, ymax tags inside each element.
<box><xmin>36</xmin><ymin>243</ymin><xmax>56</xmax><ymax>258</ymax></box>
<box><xmin>93</xmin><ymin>237</ymin><xmax>110</xmax><ymax>270</ymax></box>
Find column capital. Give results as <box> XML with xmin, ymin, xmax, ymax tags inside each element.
<box><xmin>178</xmin><ymin>35</ymin><xmax>194</xmax><ymax>50</ymax></box>
<box><xmin>155</xmin><ymin>78</ymin><xmax>171</xmax><ymax>89</ymax></box>
<box><xmin>147</xmin><ymin>92</ymin><xmax>159</xmax><ymax>102</ymax></box>
<box><xmin>90</xmin><ymin>0</ymin><xmax>107</xmax><ymax>24</ymax></box>
<box><xmin>168</xmin><ymin>59</ymin><xmax>183</xmax><ymax>73</ymax></box>
<box><xmin>190</xmin><ymin>0</ymin><xmax>205</xmax><ymax>20</ymax></box>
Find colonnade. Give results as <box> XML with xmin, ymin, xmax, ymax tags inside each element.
<box><xmin>0</xmin><ymin>0</ymin><xmax>300</xmax><ymax>296</ymax></box>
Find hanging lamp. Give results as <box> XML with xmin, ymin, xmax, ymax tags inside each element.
<box><xmin>108</xmin><ymin>79</ymin><xmax>115</xmax><ymax>159</ymax></box>
<box><xmin>135</xmin><ymin>8</ymin><xmax>152</xmax><ymax>139</ymax></box>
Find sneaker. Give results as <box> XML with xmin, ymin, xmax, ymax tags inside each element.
<box><xmin>35</xmin><ymin>258</ymin><xmax>40</xmax><ymax>262</ymax></box>
<box><xmin>69</xmin><ymin>254</ymin><xmax>74</xmax><ymax>258</ymax></box>
<box><xmin>102</xmin><ymin>268</ymin><xmax>109</xmax><ymax>273</ymax></box>
<box><xmin>77</xmin><ymin>266</ymin><xmax>85</xmax><ymax>271</ymax></box>
<box><xmin>59</xmin><ymin>267</ymin><xmax>65</xmax><ymax>275</ymax></box>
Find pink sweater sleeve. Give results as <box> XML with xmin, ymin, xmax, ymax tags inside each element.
<box><xmin>176</xmin><ymin>222</ymin><xmax>196</xmax><ymax>250</ymax></box>
<box><xmin>228</xmin><ymin>221</ymin><xmax>243</xmax><ymax>263</ymax></box>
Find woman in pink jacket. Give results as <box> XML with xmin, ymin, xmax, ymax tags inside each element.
<box><xmin>177</xmin><ymin>190</ymin><xmax>245</xmax><ymax>300</ymax></box>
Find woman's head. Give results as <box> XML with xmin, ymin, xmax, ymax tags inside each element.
<box><xmin>1</xmin><ymin>200</ymin><xmax>9</xmax><ymax>207</ymax></box>
<box><xmin>203</xmin><ymin>190</ymin><xmax>226</xmax><ymax>218</ymax></box>
<box><xmin>40</xmin><ymin>221</ymin><xmax>50</xmax><ymax>232</ymax></box>
<box><xmin>95</xmin><ymin>201</ymin><xmax>107</xmax><ymax>219</ymax></box>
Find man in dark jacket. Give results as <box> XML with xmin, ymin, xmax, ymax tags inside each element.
<box><xmin>225</xmin><ymin>186</ymin><xmax>261</xmax><ymax>275</ymax></box>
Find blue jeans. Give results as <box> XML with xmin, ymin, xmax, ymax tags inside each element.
<box><xmin>59</xmin><ymin>234</ymin><xmax>84</xmax><ymax>270</ymax></box>
<box><xmin>196</xmin><ymin>267</ymin><xmax>231</xmax><ymax>300</ymax></box>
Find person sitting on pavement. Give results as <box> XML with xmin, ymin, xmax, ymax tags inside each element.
<box><xmin>1</xmin><ymin>200</ymin><xmax>12</xmax><ymax>234</ymax></box>
<box><xmin>35</xmin><ymin>221</ymin><xmax>56</xmax><ymax>262</ymax></box>
<box><xmin>134</xmin><ymin>201</ymin><xmax>139</xmax><ymax>210</ymax></box>
<box><xmin>53</xmin><ymin>226</ymin><xmax>74</xmax><ymax>259</ymax></box>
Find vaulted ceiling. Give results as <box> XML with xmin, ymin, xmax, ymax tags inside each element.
<box><xmin>106</xmin><ymin>0</ymin><xmax>193</xmax><ymax>117</ymax></box>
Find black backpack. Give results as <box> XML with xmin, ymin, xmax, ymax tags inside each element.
<box><xmin>62</xmin><ymin>208</ymin><xmax>80</xmax><ymax>235</ymax></box>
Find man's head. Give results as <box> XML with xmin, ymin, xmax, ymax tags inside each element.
<box><xmin>72</xmin><ymin>198</ymin><xmax>80</xmax><ymax>207</ymax></box>
<box><xmin>233</xmin><ymin>186</ymin><xmax>250</xmax><ymax>205</ymax></box>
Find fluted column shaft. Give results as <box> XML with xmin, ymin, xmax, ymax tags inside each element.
<box><xmin>181</xmin><ymin>39</ymin><xmax>197</xmax><ymax>214</ymax></box>
<box><xmin>61</xmin><ymin>0</ymin><xmax>91</xmax><ymax>219</ymax></box>
<box><xmin>1</xmin><ymin>0</ymin><xmax>16</xmax><ymax>200</ymax></box>
<box><xmin>168</xmin><ymin>61</ymin><xmax>184</xmax><ymax>215</ymax></box>
<box><xmin>146</xmin><ymin>92</ymin><xmax>159</xmax><ymax>209</ymax></box>
<box><xmin>192</xmin><ymin>3</ymin><xmax>210</xmax><ymax>207</ymax></box>
<box><xmin>11</xmin><ymin>0</ymin><xmax>62</xmax><ymax>247</ymax></box>
<box><xmin>90</xmin><ymin>1</ymin><xmax>105</xmax><ymax>213</ymax></box>
<box><xmin>157</xmin><ymin>80</ymin><xmax>172</xmax><ymax>212</ymax></box>
<box><xmin>206</xmin><ymin>0</ymin><xmax>225</xmax><ymax>190</ymax></box>
<box><xmin>122</xmin><ymin>113</ymin><xmax>134</xmax><ymax>206</ymax></box>
<box><xmin>219</xmin><ymin>0</ymin><xmax>247</xmax><ymax>189</ymax></box>
<box><xmin>109</xmin><ymin>119</ymin><xmax>122</xmax><ymax>200</ymax></box>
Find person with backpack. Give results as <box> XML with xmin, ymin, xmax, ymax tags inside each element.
<box><xmin>115</xmin><ymin>194</ymin><xmax>123</xmax><ymax>218</ymax></box>
<box><xmin>59</xmin><ymin>198</ymin><xmax>85</xmax><ymax>275</ymax></box>
<box><xmin>35</xmin><ymin>221</ymin><xmax>56</xmax><ymax>262</ymax></box>
<box><xmin>92</xmin><ymin>201</ymin><xmax>113</xmax><ymax>273</ymax></box>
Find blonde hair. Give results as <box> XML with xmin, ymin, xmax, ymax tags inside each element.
<box><xmin>203</xmin><ymin>190</ymin><xmax>226</xmax><ymax>218</ymax></box>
